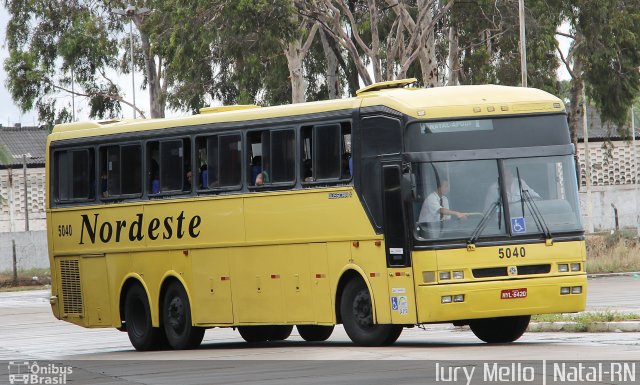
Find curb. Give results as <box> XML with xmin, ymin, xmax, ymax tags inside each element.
<box><xmin>587</xmin><ymin>272</ymin><xmax>640</xmax><ymax>278</ymax></box>
<box><xmin>528</xmin><ymin>321</ymin><xmax>640</xmax><ymax>333</ymax></box>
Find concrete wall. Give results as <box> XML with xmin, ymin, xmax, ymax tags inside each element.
<box><xmin>0</xmin><ymin>230</ymin><xmax>49</xmax><ymax>272</ymax></box>
<box><xmin>0</xmin><ymin>167</ymin><xmax>47</xmax><ymax>232</ymax></box>
<box><xmin>580</xmin><ymin>184</ymin><xmax>640</xmax><ymax>233</ymax></box>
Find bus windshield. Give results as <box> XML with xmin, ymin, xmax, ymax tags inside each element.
<box><xmin>413</xmin><ymin>155</ymin><xmax>582</xmax><ymax>241</ymax></box>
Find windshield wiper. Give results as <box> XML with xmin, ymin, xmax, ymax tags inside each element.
<box><xmin>467</xmin><ymin>199</ymin><xmax>501</xmax><ymax>249</ymax></box>
<box><xmin>515</xmin><ymin>168</ymin><xmax>553</xmax><ymax>242</ymax></box>
<box><xmin>521</xmin><ymin>189</ymin><xmax>553</xmax><ymax>242</ymax></box>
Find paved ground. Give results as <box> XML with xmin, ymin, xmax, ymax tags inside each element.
<box><xmin>0</xmin><ymin>276</ymin><xmax>639</xmax><ymax>384</ymax></box>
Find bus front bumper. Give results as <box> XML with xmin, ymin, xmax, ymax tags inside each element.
<box><xmin>415</xmin><ymin>275</ymin><xmax>587</xmax><ymax>323</ymax></box>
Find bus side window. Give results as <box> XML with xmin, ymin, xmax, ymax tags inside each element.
<box><xmin>100</xmin><ymin>144</ymin><xmax>142</xmax><ymax>199</ymax></box>
<box><xmin>147</xmin><ymin>142</ymin><xmax>160</xmax><ymax>194</ymax></box>
<box><xmin>197</xmin><ymin>133</ymin><xmax>242</xmax><ymax>190</ymax></box>
<box><xmin>54</xmin><ymin>148</ymin><xmax>96</xmax><ymax>203</ymax></box>
<box><xmin>301</xmin><ymin>122</ymin><xmax>351</xmax><ymax>184</ymax></box>
<box><xmin>271</xmin><ymin>129</ymin><xmax>295</xmax><ymax>183</ymax></box>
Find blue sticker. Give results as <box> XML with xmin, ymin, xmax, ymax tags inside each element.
<box><xmin>511</xmin><ymin>217</ymin><xmax>526</xmax><ymax>233</ymax></box>
<box><xmin>391</xmin><ymin>296</ymin><xmax>399</xmax><ymax>311</ymax></box>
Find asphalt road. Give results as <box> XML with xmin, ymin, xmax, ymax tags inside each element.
<box><xmin>0</xmin><ymin>275</ymin><xmax>639</xmax><ymax>384</ymax></box>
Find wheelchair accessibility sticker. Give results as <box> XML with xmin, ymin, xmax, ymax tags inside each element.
<box><xmin>511</xmin><ymin>217</ymin><xmax>526</xmax><ymax>234</ymax></box>
<box><xmin>391</xmin><ymin>296</ymin><xmax>408</xmax><ymax>315</ymax></box>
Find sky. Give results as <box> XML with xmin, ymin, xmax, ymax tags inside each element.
<box><xmin>0</xmin><ymin>6</ymin><xmax>571</xmax><ymax>127</ymax></box>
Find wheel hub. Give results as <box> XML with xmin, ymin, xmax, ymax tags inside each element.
<box><xmin>167</xmin><ymin>296</ymin><xmax>185</xmax><ymax>332</ymax></box>
<box><xmin>352</xmin><ymin>289</ymin><xmax>373</xmax><ymax>329</ymax></box>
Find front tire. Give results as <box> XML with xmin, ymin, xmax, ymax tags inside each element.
<box><xmin>297</xmin><ymin>325</ymin><xmax>334</xmax><ymax>342</ymax></box>
<box><xmin>469</xmin><ymin>315</ymin><xmax>530</xmax><ymax>343</ymax></box>
<box><xmin>124</xmin><ymin>284</ymin><xmax>166</xmax><ymax>351</ymax></box>
<box><xmin>162</xmin><ymin>281</ymin><xmax>205</xmax><ymax>350</ymax></box>
<box><xmin>340</xmin><ymin>279</ymin><xmax>403</xmax><ymax>346</ymax></box>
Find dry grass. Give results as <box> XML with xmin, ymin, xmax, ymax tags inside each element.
<box><xmin>0</xmin><ymin>267</ymin><xmax>51</xmax><ymax>290</ymax></box>
<box><xmin>586</xmin><ymin>230</ymin><xmax>640</xmax><ymax>273</ymax></box>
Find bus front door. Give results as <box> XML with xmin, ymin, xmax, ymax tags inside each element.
<box><xmin>381</xmin><ymin>164</ymin><xmax>417</xmax><ymax>324</ymax></box>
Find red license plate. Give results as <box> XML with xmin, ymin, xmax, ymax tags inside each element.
<box><xmin>501</xmin><ymin>288</ymin><xmax>527</xmax><ymax>299</ymax></box>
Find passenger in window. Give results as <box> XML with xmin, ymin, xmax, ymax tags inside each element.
<box><xmin>302</xmin><ymin>159</ymin><xmax>313</xmax><ymax>182</ymax></box>
<box><xmin>185</xmin><ymin>169</ymin><xmax>193</xmax><ymax>191</ymax></box>
<box><xmin>200</xmin><ymin>164</ymin><xmax>208</xmax><ymax>189</ymax></box>
<box><xmin>149</xmin><ymin>159</ymin><xmax>160</xmax><ymax>194</ymax></box>
<box><xmin>250</xmin><ymin>156</ymin><xmax>262</xmax><ymax>185</ymax></box>
<box><xmin>418</xmin><ymin>179</ymin><xmax>466</xmax><ymax>238</ymax></box>
<box><xmin>485</xmin><ymin>169</ymin><xmax>541</xmax><ymax>208</ymax></box>
<box><xmin>256</xmin><ymin>159</ymin><xmax>270</xmax><ymax>186</ymax></box>
<box><xmin>100</xmin><ymin>171</ymin><xmax>108</xmax><ymax>197</ymax></box>
<box><xmin>342</xmin><ymin>153</ymin><xmax>351</xmax><ymax>177</ymax></box>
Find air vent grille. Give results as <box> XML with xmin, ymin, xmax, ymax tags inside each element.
<box><xmin>60</xmin><ymin>259</ymin><xmax>83</xmax><ymax>315</ymax></box>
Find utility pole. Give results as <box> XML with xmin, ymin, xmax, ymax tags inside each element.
<box><xmin>632</xmin><ymin>105</ymin><xmax>638</xmax><ymax>237</ymax></box>
<box><xmin>518</xmin><ymin>0</ymin><xmax>527</xmax><ymax>87</ymax></box>
<box><xmin>582</xmin><ymin>87</ymin><xmax>594</xmax><ymax>233</ymax></box>
<box><xmin>22</xmin><ymin>154</ymin><xmax>29</xmax><ymax>231</ymax></box>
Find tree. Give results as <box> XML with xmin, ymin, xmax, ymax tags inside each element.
<box><xmin>4</xmin><ymin>0</ymin><xmax>190</xmax><ymax>123</ymax></box>
<box><xmin>557</xmin><ymin>0</ymin><xmax>640</xmax><ymax>151</ymax></box>
<box><xmin>297</xmin><ymin>0</ymin><xmax>454</xmax><ymax>87</ymax></box>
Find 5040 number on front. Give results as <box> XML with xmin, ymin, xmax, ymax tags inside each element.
<box><xmin>498</xmin><ymin>246</ymin><xmax>526</xmax><ymax>259</ymax></box>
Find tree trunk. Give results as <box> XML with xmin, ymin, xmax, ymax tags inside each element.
<box><xmin>568</xmin><ymin>62</ymin><xmax>583</xmax><ymax>159</ymax></box>
<box><xmin>320</xmin><ymin>30</ymin><xmax>341</xmax><ymax>99</ymax></box>
<box><xmin>447</xmin><ymin>25</ymin><xmax>460</xmax><ymax>86</ymax></box>
<box><xmin>137</xmin><ymin>20</ymin><xmax>165</xmax><ymax>118</ymax></box>
<box><xmin>284</xmin><ymin>40</ymin><xmax>306</xmax><ymax>104</ymax></box>
<box><xmin>419</xmin><ymin>3</ymin><xmax>439</xmax><ymax>87</ymax></box>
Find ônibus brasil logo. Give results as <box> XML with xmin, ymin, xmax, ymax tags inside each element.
<box><xmin>7</xmin><ymin>361</ymin><xmax>72</xmax><ymax>384</ymax></box>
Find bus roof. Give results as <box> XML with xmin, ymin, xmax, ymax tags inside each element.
<box><xmin>49</xmin><ymin>83</ymin><xmax>564</xmax><ymax>142</ymax></box>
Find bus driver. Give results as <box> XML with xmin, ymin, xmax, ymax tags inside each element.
<box><xmin>418</xmin><ymin>179</ymin><xmax>467</xmax><ymax>238</ymax></box>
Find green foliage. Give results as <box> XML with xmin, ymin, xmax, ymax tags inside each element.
<box><xmin>450</xmin><ymin>0</ymin><xmax>561</xmax><ymax>94</ymax></box>
<box><xmin>4</xmin><ymin>0</ymin><xmax>122</xmax><ymax>125</ymax></box>
<box><xmin>577</xmin><ymin>0</ymin><xmax>640</xmax><ymax>127</ymax></box>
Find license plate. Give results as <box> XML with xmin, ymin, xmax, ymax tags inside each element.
<box><xmin>501</xmin><ymin>288</ymin><xmax>527</xmax><ymax>299</ymax></box>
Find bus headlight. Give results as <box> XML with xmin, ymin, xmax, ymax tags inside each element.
<box><xmin>570</xmin><ymin>263</ymin><xmax>581</xmax><ymax>272</ymax></box>
<box><xmin>558</xmin><ymin>264</ymin><xmax>569</xmax><ymax>272</ymax></box>
<box><xmin>452</xmin><ymin>271</ymin><xmax>464</xmax><ymax>279</ymax></box>
<box><xmin>571</xmin><ymin>286</ymin><xmax>582</xmax><ymax>294</ymax></box>
<box><xmin>560</xmin><ymin>287</ymin><xmax>570</xmax><ymax>295</ymax></box>
<box><xmin>439</xmin><ymin>271</ymin><xmax>451</xmax><ymax>280</ymax></box>
<box><xmin>441</xmin><ymin>296</ymin><xmax>453</xmax><ymax>303</ymax></box>
<box><xmin>453</xmin><ymin>294</ymin><xmax>465</xmax><ymax>302</ymax></box>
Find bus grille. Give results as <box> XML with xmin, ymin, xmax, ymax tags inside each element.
<box><xmin>60</xmin><ymin>259</ymin><xmax>83</xmax><ymax>315</ymax></box>
<box><xmin>472</xmin><ymin>264</ymin><xmax>551</xmax><ymax>278</ymax></box>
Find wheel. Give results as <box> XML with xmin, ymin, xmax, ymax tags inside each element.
<box><xmin>297</xmin><ymin>325</ymin><xmax>334</xmax><ymax>342</ymax></box>
<box><xmin>124</xmin><ymin>284</ymin><xmax>167</xmax><ymax>351</ymax></box>
<box><xmin>268</xmin><ymin>325</ymin><xmax>293</xmax><ymax>341</ymax></box>
<box><xmin>340</xmin><ymin>279</ymin><xmax>403</xmax><ymax>346</ymax></box>
<box><xmin>238</xmin><ymin>326</ymin><xmax>273</xmax><ymax>343</ymax></box>
<box><xmin>469</xmin><ymin>315</ymin><xmax>531</xmax><ymax>343</ymax></box>
<box><xmin>162</xmin><ymin>281</ymin><xmax>205</xmax><ymax>350</ymax></box>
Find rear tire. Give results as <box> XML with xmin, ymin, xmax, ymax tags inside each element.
<box><xmin>340</xmin><ymin>278</ymin><xmax>403</xmax><ymax>346</ymax></box>
<box><xmin>238</xmin><ymin>326</ymin><xmax>273</xmax><ymax>343</ymax></box>
<box><xmin>268</xmin><ymin>325</ymin><xmax>293</xmax><ymax>341</ymax></box>
<box><xmin>469</xmin><ymin>315</ymin><xmax>530</xmax><ymax>343</ymax></box>
<box><xmin>162</xmin><ymin>281</ymin><xmax>205</xmax><ymax>350</ymax></box>
<box><xmin>124</xmin><ymin>284</ymin><xmax>167</xmax><ymax>351</ymax></box>
<box><xmin>297</xmin><ymin>325</ymin><xmax>334</xmax><ymax>342</ymax></box>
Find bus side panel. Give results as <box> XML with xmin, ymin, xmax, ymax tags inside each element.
<box><xmin>230</xmin><ymin>246</ymin><xmax>285</xmax><ymax>324</ymax></box>
<box><xmin>190</xmin><ymin>248</ymin><xmax>234</xmax><ymax>325</ymax></box>
<box><xmin>308</xmin><ymin>243</ymin><xmax>333</xmax><ymax>324</ymax></box>
<box><xmin>80</xmin><ymin>256</ymin><xmax>112</xmax><ymax>326</ymax></box>
<box><xmin>280</xmin><ymin>244</ymin><xmax>314</xmax><ymax>323</ymax></box>
<box><xmin>106</xmin><ymin>253</ymin><xmax>132</xmax><ymax>327</ymax></box>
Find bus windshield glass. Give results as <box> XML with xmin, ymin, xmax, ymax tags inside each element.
<box><xmin>413</xmin><ymin>155</ymin><xmax>582</xmax><ymax>241</ymax></box>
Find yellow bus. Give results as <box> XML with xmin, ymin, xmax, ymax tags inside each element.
<box><xmin>46</xmin><ymin>79</ymin><xmax>586</xmax><ymax>350</ymax></box>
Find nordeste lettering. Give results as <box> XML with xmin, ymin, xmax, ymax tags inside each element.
<box><xmin>79</xmin><ymin>211</ymin><xmax>201</xmax><ymax>245</ymax></box>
